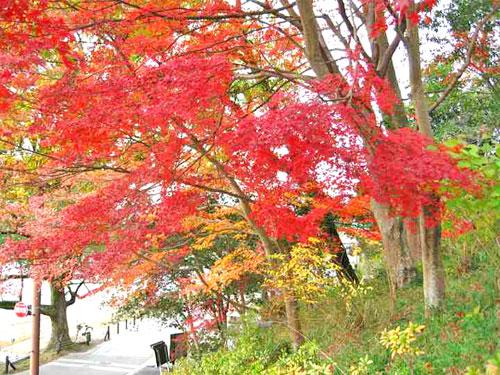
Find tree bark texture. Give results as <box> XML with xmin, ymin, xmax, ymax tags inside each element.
<box><xmin>371</xmin><ymin>200</ymin><xmax>418</xmax><ymax>294</ymax></box>
<box><xmin>406</xmin><ymin>1</ymin><xmax>446</xmax><ymax>312</ymax></box>
<box><xmin>284</xmin><ymin>295</ymin><xmax>304</xmax><ymax>350</ymax></box>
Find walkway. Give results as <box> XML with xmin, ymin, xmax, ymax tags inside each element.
<box><xmin>18</xmin><ymin>320</ymin><xmax>176</xmax><ymax>375</ymax></box>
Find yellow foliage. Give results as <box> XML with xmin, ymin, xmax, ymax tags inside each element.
<box><xmin>183</xmin><ymin>207</ymin><xmax>252</xmax><ymax>251</ymax></box>
<box><xmin>380</xmin><ymin>322</ymin><xmax>425</xmax><ymax>360</ymax></box>
<box><xmin>349</xmin><ymin>355</ymin><xmax>374</xmax><ymax>375</ymax></box>
<box><xmin>265</xmin><ymin>240</ymin><xmax>338</xmax><ymax>304</ymax></box>
<box><xmin>339</xmin><ymin>281</ymin><xmax>372</xmax><ymax>312</ymax></box>
<box><xmin>202</xmin><ymin>247</ymin><xmax>264</xmax><ymax>292</ymax></box>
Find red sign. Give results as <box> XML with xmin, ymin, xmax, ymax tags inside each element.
<box><xmin>14</xmin><ymin>302</ymin><xmax>28</xmax><ymax>318</ymax></box>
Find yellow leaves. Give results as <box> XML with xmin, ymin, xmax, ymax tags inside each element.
<box><xmin>192</xmin><ymin>219</ymin><xmax>249</xmax><ymax>251</ymax></box>
<box><xmin>339</xmin><ymin>281</ymin><xmax>372</xmax><ymax>312</ymax></box>
<box><xmin>177</xmin><ymin>206</ymin><xmax>260</xmax><ymax>297</ymax></box>
<box><xmin>379</xmin><ymin>322</ymin><xmax>425</xmax><ymax>360</ymax></box>
<box><xmin>183</xmin><ymin>207</ymin><xmax>252</xmax><ymax>251</ymax></box>
<box><xmin>3</xmin><ymin>185</ymin><xmax>30</xmax><ymax>202</ymax></box>
<box><xmin>284</xmin><ymin>191</ymin><xmax>314</xmax><ymax>211</ymax></box>
<box><xmin>182</xmin><ymin>215</ymin><xmax>204</xmax><ymax>230</ymax></box>
<box><xmin>307</xmin><ymin>236</ymin><xmax>321</xmax><ymax>244</ymax></box>
<box><xmin>349</xmin><ymin>355</ymin><xmax>374</xmax><ymax>375</ymax></box>
<box><xmin>351</xmin><ymin>245</ymin><xmax>363</xmax><ymax>256</ymax></box>
<box><xmin>265</xmin><ymin>240</ymin><xmax>338</xmax><ymax>304</ymax></box>
<box><xmin>201</xmin><ymin>247</ymin><xmax>264</xmax><ymax>293</ymax></box>
<box><xmin>145</xmin><ymin>212</ymin><xmax>157</xmax><ymax>223</ymax></box>
<box><xmin>182</xmin><ymin>247</ymin><xmax>264</xmax><ymax>297</ymax></box>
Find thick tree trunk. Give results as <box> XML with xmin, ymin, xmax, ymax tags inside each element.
<box><xmin>365</xmin><ymin>7</ymin><xmax>421</xmax><ymax>290</ymax></box>
<box><xmin>371</xmin><ymin>200</ymin><xmax>417</xmax><ymax>294</ymax></box>
<box><xmin>46</xmin><ymin>286</ymin><xmax>72</xmax><ymax>351</ymax></box>
<box><xmin>406</xmin><ymin>1</ymin><xmax>445</xmax><ymax>312</ymax></box>
<box><xmin>284</xmin><ymin>295</ymin><xmax>304</xmax><ymax>350</ymax></box>
<box><xmin>295</xmin><ymin>0</ymin><xmax>418</xmax><ymax>293</ymax></box>
<box><xmin>420</xmin><ymin>214</ymin><xmax>445</xmax><ymax>313</ymax></box>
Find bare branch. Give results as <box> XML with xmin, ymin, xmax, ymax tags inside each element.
<box><xmin>377</xmin><ymin>33</ymin><xmax>402</xmax><ymax>76</ymax></box>
<box><xmin>66</xmin><ymin>280</ymin><xmax>85</xmax><ymax>306</ymax></box>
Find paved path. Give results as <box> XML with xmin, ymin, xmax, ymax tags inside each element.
<box><xmin>18</xmin><ymin>320</ymin><xmax>176</xmax><ymax>375</ymax></box>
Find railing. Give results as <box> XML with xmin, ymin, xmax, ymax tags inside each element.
<box><xmin>4</xmin><ymin>355</ymin><xmax>29</xmax><ymax>374</ymax></box>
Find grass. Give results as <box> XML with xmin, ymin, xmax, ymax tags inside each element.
<box><xmin>305</xmin><ymin>260</ymin><xmax>498</xmax><ymax>373</ymax></box>
<box><xmin>174</xmin><ymin>246</ymin><xmax>499</xmax><ymax>374</ymax></box>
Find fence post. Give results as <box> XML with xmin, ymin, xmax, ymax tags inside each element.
<box><xmin>104</xmin><ymin>325</ymin><xmax>110</xmax><ymax>341</ymax></box>
<box><xmin>5</xmin><ymin>356</ymin><xmax>16</xmax><ymax>374</ymax></box>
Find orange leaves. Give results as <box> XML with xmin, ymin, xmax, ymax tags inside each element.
<box><xmin>189</xmin><ymin>248</ymin><xmax>264</xmax><ymax>295</ymax></box>
<box><xmin>120</xmin><ymin>253</ymin><xmax>166</xmax><ymax>286</ymax></box>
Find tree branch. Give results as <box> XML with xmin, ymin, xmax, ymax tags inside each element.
<box><xmin>377</xmin><ymin>33</ymin><xmax>402</xmax><ymax>76</ymax></box>
<box><xmin>66</xmin><ymin>280</ymin><xmax>85</xmax><ymax>306</ymax></box>
<box><xmin>429</xmin><ymin>5</ymin><xmax>499</xmax><ymax>113</ymax></box>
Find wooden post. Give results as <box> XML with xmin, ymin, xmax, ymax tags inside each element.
<box><xmin>30</xmin><ymin>281</ymin><xmax>41</xmax><ymax>375</ymax></box>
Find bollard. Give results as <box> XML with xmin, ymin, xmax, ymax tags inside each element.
<box><xmin>125</xmin><ymin>319</ymin><xmax>128</xmax><ymax>330</ymax></box>
<box><xmin>117</xmin><ymin>322</ymin><xmax>120</xmax><ymax>335</ymax></box>
<box><xmin>104</xmin><ymin>326</ymin><xmax>110</xmax><ymax>341</ymax></box>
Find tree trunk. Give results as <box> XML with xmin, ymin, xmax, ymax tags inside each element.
<box><xmin>371</xmin><ymin>200</ymin><xmax>417</xmax><ymax>294</ymax></box>
<box><xmin>419</xmin><ymin>214</ymin><xmax>445</xmax><ymax>314</ymax></box>
<box><xmin>333</xmin><ymin>246</ymin><xmax>359</xmax><ymax>285</ymax></box>
<box><xmin>207</xmin><ymin>149</ymin><xmax>307</xmax><ymax>350</ymax></box>
<box><xmin>294</xmin><ymin>0</ymin><xmax>418</xmax><ymax>293</ymax></box>
<box><xmin>0</xmin><ymin>286</ymin><xmax>73</xmax><ymax>350</ymax></box>
<box><xmin>365</xmin><ymin>9</ymin><xmax>421</xmax><ymax>288</ymax></box>
<box><xmin>284</xmin><ymin>295</ymin><xmax>304</xmax><ymax>350</ymax></box>
<box><xmin>46</xmin><ymin>286</ymin><xmax>72</xmax><ymax>351</ymax></box>
<box><xmin>321</xmin><ymin>213</ymin><xmax>359</xmax><ymax>284</ymax></box>
<box><xmin>406</xmin><ymin>1</ymin><xmax>445</xmax><ymax>312</ymax></box>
